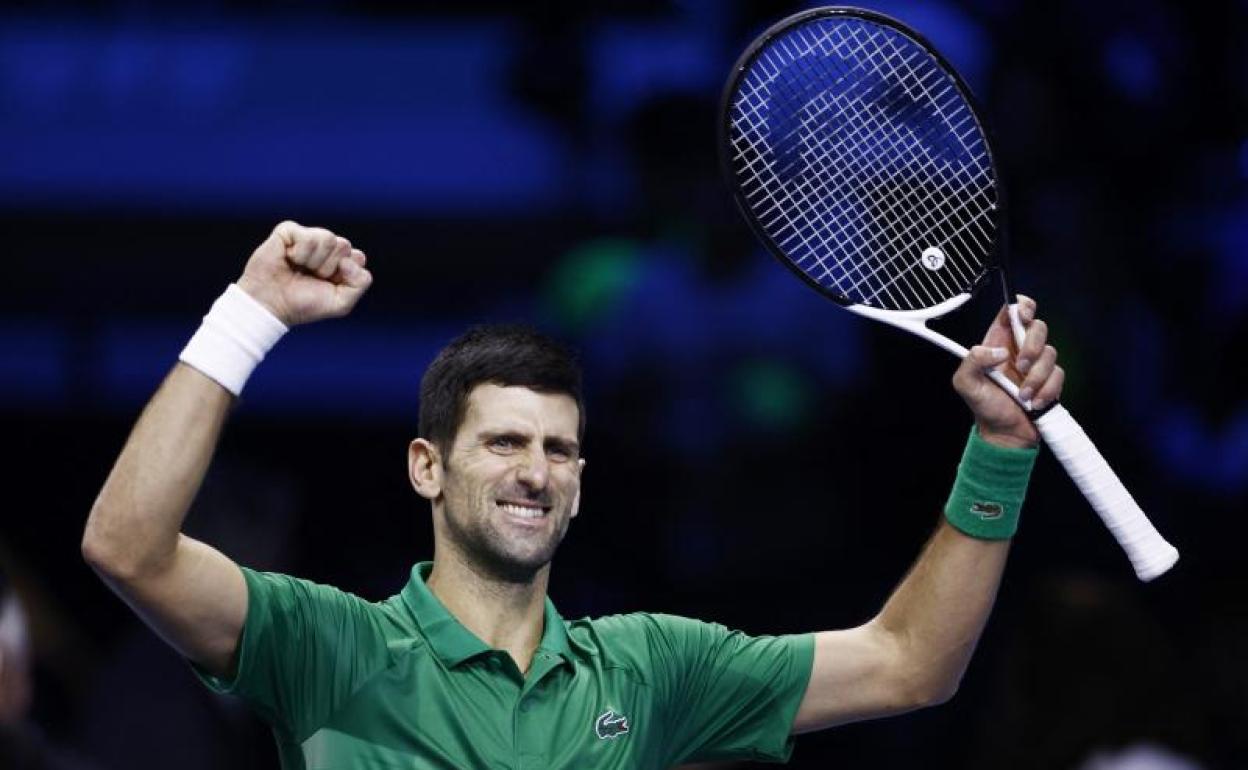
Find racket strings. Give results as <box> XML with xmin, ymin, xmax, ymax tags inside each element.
<box><xmin>768</xmin><ymin>21</ymin><xmax>994</xmax><ymax>298</ymax></box>
<box><xmin>865</xmin><ymin>29</ymin><xmax>996</xmax><ymax>256</ymax></box>
<box><xmin>732</xmin><ymin>43</ymin><xmax>909</xmax><ymax>302</ymax></box>
<box><xmin>728</xmin><ymin>17</ymin><xmax>999</xmax><ymax>311</ymax></box>
<box><xmin>832</xmin><ymin>26</ymin><xmax>994</xmax><ymax>303</ymax></box>
<box><xmin>796</xmin><ymin>73</ymin><xmax>980</xmax><ymax>304</ymax></box>
<box><xmin>780</xmin><ymin>23</ymin><xmax>992</xmax><ymax>302</ymax></box>
<box><xmin>787</xmin><ymin>56</ymin><xmax>945</xmax><ymax>305</ymax></box>
<box><xmin>732</xmin><ymin>73</ymin><xmax>922</xmax><ymax>310</ymax></box>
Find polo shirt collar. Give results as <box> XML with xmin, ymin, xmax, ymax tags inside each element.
<box><xmin>401</xmin><ymin>562</ymin><xmax>575</xmax><ymax>669</ymax></box>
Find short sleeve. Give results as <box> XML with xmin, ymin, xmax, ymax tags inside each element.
<box><xmin>193</xmin><ymin>567</ymin><xmax>392</xmax><ymax>742</ymax></box>
<box><xmin>644</xmin><ymin>614</ymin><xmax>814</xmax><ymax>765</ymax></box>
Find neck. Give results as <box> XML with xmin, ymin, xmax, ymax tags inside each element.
<box><xmin>425</xmin><ymin>547</ymin><xmax>549</xmax><ymax>674</ymax></box>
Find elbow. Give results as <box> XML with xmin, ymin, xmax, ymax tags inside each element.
<box><xmin>888</xmin><ymin>678</ymin><xmax>958</xmax><ymax>713</ymax></box>
<box><xmin>81</xmin><ymin>510</ymin><xmax>106</xmax><ymax>567</ymax></box>
<box><xmin>81</xmin><ymin>516</ymin><xmax>120</xmax><ymax>578</ymax></box>
<box><xmin>920</xmin><ymin>679</ymin><xmax>960</xmax><ymax>708</ymax></box>
<box><xmin>81</xmin><ymin>507</ymin><xmax>146</xmax><ymax>584</ymax></box>
<box><xmin>904</xmin><ymin>669</ymin><xmax>962</xmax><ymax>709</ymax></box>
<box><xmin>82</xmin><ymin>535</ymin><xmax>147</xmax><ymax>586</ymax></box>
<box><xmin>889</xmin><ymin>655</ymin><xmax>963</xmax><ymax>711</ymax></box>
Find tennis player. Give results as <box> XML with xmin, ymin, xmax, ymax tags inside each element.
<box><xmin>83</xmin><ymin>222</ymin><xmax>1063</xmax><ymax>768</ymax></box>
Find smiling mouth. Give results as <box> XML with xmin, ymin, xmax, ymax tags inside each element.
<box><xmin>497</xmin><ymin>501</ymin><xmax>550</xmax><ymax>519</ymax></box>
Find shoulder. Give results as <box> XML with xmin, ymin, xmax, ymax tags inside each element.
<box><xmin>241</xmin><ymin>567</ymin><xmax>424</xmax><ymax>653</ymax></box>
<box><xmin>570</xmin><ymin>611</ymin><xmax>691</xmax><ymax>642</ymax></box>
<box><xmin>571</xmin><ymin>612</ymin><xmax>813</xmax><ymax>669</ymax></box>
<box><xmin>568</xmin><ymin>612</ymin><xmax>724</xmax><ymax>664</ymax></box>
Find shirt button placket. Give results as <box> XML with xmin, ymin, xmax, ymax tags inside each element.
<box><xmin>516</xmin><ymin>694</ymin><xmax>544</xmax><ymax>769</ymax></box>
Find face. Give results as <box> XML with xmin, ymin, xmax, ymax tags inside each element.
<box><xmin>422</xmin><ymin>383</ymin><xmax>583</xmax><ymax>583</ymax></box>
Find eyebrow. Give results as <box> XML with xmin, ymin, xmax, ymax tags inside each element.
<box><xmin>481</xmin><ymin>429</ymin><xmax>579</xmax><ymax>454</ymax></box>
<box><xmin>544</xmin><ymin>436</ymin><xmax>580</xmax><ymax>455</ymax></box>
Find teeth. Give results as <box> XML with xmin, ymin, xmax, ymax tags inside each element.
<box><xmin>500</xmin><ymin>503</ymin><xmax>546</xmax><ymax>518</ymax></box>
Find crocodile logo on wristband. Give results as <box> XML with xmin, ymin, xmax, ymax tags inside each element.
<box><xmin>970</xmin><ymin>501</ymin><xmax>1004</xmax><ymax>520</ymax></box>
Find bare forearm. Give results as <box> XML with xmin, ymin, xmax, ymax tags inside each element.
<box><xmin>82</xmin><ymin>363</ymin><xmax>233</xmax><ymax>578</ymax></box>
<box><xmin>795</xmin><ymin>301</ymin><xmax>1060</xmax><ymax>733</ymax></box>
<box><xmin>873</xmin><ymin>519</ymin><xmax>1009</xmax><ymax>701</ymax></box>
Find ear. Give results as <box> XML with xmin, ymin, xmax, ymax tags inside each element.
<box><xmin>408</xmin><ymin>438</ymin><xmax>443</xmax><ymax>501</ymax></box>
<box><xmin>570</xmin><ymin>457</ymin><xmax>585</xmax><ymax>518</ymax></box>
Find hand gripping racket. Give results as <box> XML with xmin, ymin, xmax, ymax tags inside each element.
<box><xmin>720</xmin><ymin>7</ymin><xmax>1178</xmax><ymax>580</ymax></box>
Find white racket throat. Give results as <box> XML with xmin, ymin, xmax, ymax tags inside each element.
<box><xmin>846</xmin><ymin>293</ymin><xmax>973</xmax><ymax>357</ymax></box>
<box><xmin>847</xmin><ymin>294</ymin><xmax>1031</xmax><ymax>408</ymax></box>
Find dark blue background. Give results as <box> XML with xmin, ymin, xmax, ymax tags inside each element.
<box><xmin>2</xmin><ymin>1</ymin><xmax>1244</xmax><ymax>767</ymax></box>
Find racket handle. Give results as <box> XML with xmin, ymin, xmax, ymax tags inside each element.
<box><xmin>1034</xmin><ymin>404</ymin><xmax>1179</xmax><ymax>581</ymax></box>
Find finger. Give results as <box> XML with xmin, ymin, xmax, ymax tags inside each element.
<box><xmin>1018</xmin><ymin>344</ymin><xmax>1057</xmax><ymax>402</ymax></box>
<box><xmin>971</xmin><ymin>345</ymin><xmax>1010</xmax><ymax>369</ymax></box>
<box><xmin>308</xmin><ymin>229</ymin><xmax>340</xmax><ymax>272</ymax></box>
<box><xmin>287</xmin><ymin>225</ymin><xmax>328</xmax><ymax>264</ymax></box>
<box><xmin>954</xmin><ymin>344</ymin><xmax>1008</xmax><ymax>384</ymax></box>
<box><xmin>284</xmin><ymin>226</ymin><xmax>317</xmax><ymax>264</ymax></box>
<box><xmin>983</xmin><ymin>299</ymin><xmax>1022</xmax><ymax>349</ymax></box>
<box><xmin>329</xmin><ymin>266</ymin><xmax>373</xmax><ymax>317</ymax></box>
<box><xmin>1014</xmin><ymin>318</ymin><xmax>1048</xmax><ymax>374</ymax></box>
<box><xmin>349</xmin><ymin>248</ymin><xmax>367</xmax><ymax>267</ymax></box>
<box><xmin>289</xmin><ymin>227</ymin><xmax>337</xmax><ymax>271</ymax></box>
<box><xmin>952</xmin><ymin>345</ymin><xmax>1010</xmax><ymax>403</ymax></box>
<box><xmin>334</xmin><ymin>256</ymin><xmax>373</xmax><ymax>291</ymax></box>
<box><xmin>1030</xmin><ymin>365</ymin><xmax>1065</xmax><ymax>411</ymax></box>
<box><xmin>315</xmin><ymin>236</ymin><xmax>353</xmax><ymax>279</ymax></box>
<box><xmin>273</xmin><ymin>220</ymin><xmax>301</xmax><ymax>249</ymax></box>
<box><xmin>987</xmin><ymin>295</ymin><xmax>1039</xmax><ymax>347</ymax></box>
<box><xmin>1014</xmin><ymin>294</ymin><xmax>1036</xmax><ymax>324</ymax></box>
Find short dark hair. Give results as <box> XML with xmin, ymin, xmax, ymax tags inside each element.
<box><xmin>418</xmin><ymin>325</ymin><xmax>585</xmax><ymax>453</ymax></box>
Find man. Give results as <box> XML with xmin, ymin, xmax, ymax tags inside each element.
<box><xmin>83</xmin><ymin>221</ymin><xmax>1064</xmax><ymax>768</ymax></box>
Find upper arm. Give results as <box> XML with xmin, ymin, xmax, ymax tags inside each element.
<box><xmin>91</xmin><ymin>533</ymin><xmax>247</xmax><ymax>679</ymax></box>
<box><xmin>791</xmin><ymin>621</ymin><xmax>928</xmax><ymax>734</ymax></box>
<box><xmin>197</xmin><ymin>567</ymin><xmax>391</xmax><ymax>739</ymax></box>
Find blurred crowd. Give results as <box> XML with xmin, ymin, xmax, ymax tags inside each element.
<box><xmin>3</xmin><ymin>0</ymin><xmax>1246</xmax><ymax>767</ymax></box>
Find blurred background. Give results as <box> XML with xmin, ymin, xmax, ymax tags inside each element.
<box><xmin>1</xmin><ymin>0</ymin><xmax>1244</xmax><ymax>767</ymax></box>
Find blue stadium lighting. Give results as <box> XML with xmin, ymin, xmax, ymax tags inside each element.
<box><xmin>1102</xmin><ymin>34</ymin><xmax>1160</xmax><ymax>101</ymax></box>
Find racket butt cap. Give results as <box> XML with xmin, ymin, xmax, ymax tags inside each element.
<box><xmin>1133</xmin><ymin>545</ymin><xmax>1179</xmax><ymax>582</ymax></box>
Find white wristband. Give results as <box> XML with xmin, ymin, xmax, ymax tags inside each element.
<box><xmin>178</xmin><ymin>284</ymin><xmax>288</xmax><ymax>396</ymax></box>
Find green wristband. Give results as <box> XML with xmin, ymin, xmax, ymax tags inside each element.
<box><xmin>943</xmin><ymin>426</ymin><xmax>1039</xmax><ymax>540</ymax></box>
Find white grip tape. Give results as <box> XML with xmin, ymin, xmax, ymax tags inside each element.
<box><xmin>1035</xmin><ymin>404</ymin><xmax>1179</xmax><ymax>581</ymax></box>
<box><xmin>178</xmin><ymin>284</ymin><xmax>288</xmax><ymax>396</ymax></box>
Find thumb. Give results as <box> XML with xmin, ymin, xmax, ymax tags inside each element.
<box><xmin>272</xmin><ymin>220</ymin><xmax>299</xmax><ymax>250</ymax></box>
<box><xmin>954</xmin><ymin>344</ymin><xmax>1009</xmax><ymax>389</ymax></box>
<box><xmin>249</xmin><ymin>221</ymin><xmax>298</xmax><ymax>266</ymax></box>
<box><xmin>968</xmin><ymin>344</ymin><xmax>1009</xmax><ymax>370</ymax></box>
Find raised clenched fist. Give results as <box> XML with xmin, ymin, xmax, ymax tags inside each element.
<box><xmin>236</xmin><ymin>221</ymin><xmax>373</xmax><ymax>326</ymax></box>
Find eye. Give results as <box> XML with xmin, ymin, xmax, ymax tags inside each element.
<box><xmin>488</xmin><ymin>435</ymin><xmax>522</xmax><ymax>451</ymax></box>
<box><xmin>545</xmin><ymin>443</ymin><xmax>578</xmax><ymax>463</ymax></box>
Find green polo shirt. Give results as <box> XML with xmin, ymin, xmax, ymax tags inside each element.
<box><xmin>197</xmin><ymin>562</ymin><xmax>814</xmax><ymax>769</ymax></box>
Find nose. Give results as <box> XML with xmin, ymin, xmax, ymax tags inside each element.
<box><xmin>515</xmin><ymin>446</ymin><xmax>549</xmax><ymax>491</ymax></box>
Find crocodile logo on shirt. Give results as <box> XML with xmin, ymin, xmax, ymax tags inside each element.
<box><xmin>594</xmin><ymin>709</ymin><xmax>630</xmax><ymax>740</ymax></box>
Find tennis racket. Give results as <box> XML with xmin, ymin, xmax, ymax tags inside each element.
<box><xmin>720</xmin><ymin>6</ymin><xmax>1178</xmax><ymax>581</ymax></box>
